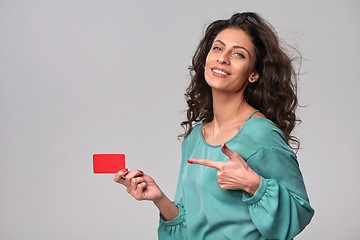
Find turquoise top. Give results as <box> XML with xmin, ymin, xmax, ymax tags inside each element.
<box><xmin>158</xmin><ymin>111</ymin><xmax>314</xmax><ymax>240</ymax></box>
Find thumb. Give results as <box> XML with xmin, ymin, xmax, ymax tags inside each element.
<box><xmin>221</xmin><ymin>144</ymin><xmax>247</xmax><ymax>165</ymax></box>
<box><xmin>221</xmin><ymin>143</ymin><xmax>237</xmax><ymax>159</ymax></box>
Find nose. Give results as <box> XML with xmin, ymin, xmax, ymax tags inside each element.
<box><xmin>217</xmin><ymin>53</ymin><xmax>230</xmax><ymax>64</ymax></box>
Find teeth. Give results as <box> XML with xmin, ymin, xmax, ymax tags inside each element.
<box><xmin>213</xmin><ymin>69</ymin><xmax>229</xmax><ymax>75</ymax></box>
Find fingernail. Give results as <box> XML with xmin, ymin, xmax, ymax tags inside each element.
<box><xmin>188</xmin><ymin>160</ymin><xmax>193</xmax><ymax>164</ymax></box>
<box><xmin>140</xmin><ymin>170</ymin><xmax>144</xmax><ymax>174</ymax></box>
<box><xmin>122</xmin><ymin>168</ymin><xmax>128</xmax><ymax>172</ymax></box>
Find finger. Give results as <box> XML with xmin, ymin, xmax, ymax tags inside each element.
<box><xmin>188</xmin><ymin>158</ymin><xmax>222</xmax><ymax>170</ymax></box>
<box><xmin>129</xmin><ymin>176</ymin><xmax>146</xmax><ymax>196</ymax></box>
<box><xmin>114</xmin><ymin>168</ymin><xmax>129</xmax><ymax>184</ymax></box>
<box><xmin>221</xmin><ymin>144</ymin><xmax>247</xmax><ymax>165</ymax></box>
<box><xmin>137</xmin><ymin>181</ymin><xmax>147</xmax><ymax>192</ymax></box>
<box><xmin>124</xmin><ymin>169</ymin><xmax>144</xmax><ymax>186</ymax></box>
<box><xmin>220</xmin><ymin>143</ymin><xmax>238</xmax><ymax>159</ymax></box>
<box><xmin>130</xmin><ymin>177</ymin><xmax>145</xmax><ymax>195</ymax></box>
<box><xmin>133</xmin><ymin>182</ymin><xmax>147</xmax><ymax>200</ymax></box>
<box><xmin>130</xmin><ymin>178</ymin><xmax>137</xmax><ymax>195</ymax></box>
<box><xmin>130</xmin><ymin>177</ymin><xmax>146</xmax><ymax>194</ymax></box>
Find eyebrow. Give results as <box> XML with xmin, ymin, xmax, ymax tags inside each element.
<box><xmin>214</xmin><ymin>40</ymin><xmax>251</xmax><ymax>59</ymax></box>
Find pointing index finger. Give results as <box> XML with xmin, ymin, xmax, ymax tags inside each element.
<box><xmin>188</xmin><ymin>159</ymin><xmax>222</xmax><ymax>170</ymax></box>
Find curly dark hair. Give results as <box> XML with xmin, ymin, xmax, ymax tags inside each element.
<box><xmin>179</xmin><ymin>12</ymin><xmax>301</xmax><ymax>149</ymax></box>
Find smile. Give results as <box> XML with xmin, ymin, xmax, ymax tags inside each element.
<box><xmin>211</xmin><ymin>67</ymin><xmax>231</xmax><ymax>76</ymax></box>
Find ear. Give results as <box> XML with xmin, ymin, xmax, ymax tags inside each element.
<box><xmin>248</xmin><ymin>72</ymin><xmax>259</xmax><ymax>83</ymax></box>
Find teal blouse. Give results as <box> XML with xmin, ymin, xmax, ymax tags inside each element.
<box><xmin>158</xmin><ymin>112</ymin><xmax>314</xmax><ymax>239</ymax></box>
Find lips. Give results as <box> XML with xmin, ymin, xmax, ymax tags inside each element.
<box><xmin>211</xmin><ymin>66</ymin><xmax>231</xmax><ymax>77</ymax></box>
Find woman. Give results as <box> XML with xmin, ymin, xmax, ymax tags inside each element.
<box><xmin>114</xmin><ymin>12</ymin><xmax>314</xmax><ymax>239</ymax></box>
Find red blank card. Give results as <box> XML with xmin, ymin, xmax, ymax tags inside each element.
<box><xmin>93</xmin><ymin>154</ymin><xmax>125</xmax><ymax>173</ymax></box>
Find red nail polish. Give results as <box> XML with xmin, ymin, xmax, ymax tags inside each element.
<box><xmin>122</xmin><ymin>168</ymin><xmax>128</xmax><ymax>172</ymax></box>
<box><xmin>140</xmin><ymin>170</ymin><xmax>144</xmax><ymax>174</ymax></box>
<box><xmin>188</xmin><ymin>160</ymin><xmax>193</xmax><ymax>164</ymax></box>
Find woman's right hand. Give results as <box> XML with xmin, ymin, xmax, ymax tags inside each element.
<box><xmin>115</xmin><ymin>169</ymin><xmax>180</xmax><ymax>221</ymax></box>
<box><xmin>114</xmin><ymin>169</ymin><xmax>164</xmax><ymax>202</ymax></box>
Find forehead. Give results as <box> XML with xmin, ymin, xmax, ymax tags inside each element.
<box><xmin>214</xmin><ymin>28</ymin><xmax>254</xmax><ymax>51</ymax></box>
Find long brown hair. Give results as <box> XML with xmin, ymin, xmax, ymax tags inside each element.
<box><xmin>179</xmin><ymin>12</ymin><xmax>301</xmax><ymax>149</ymax></box>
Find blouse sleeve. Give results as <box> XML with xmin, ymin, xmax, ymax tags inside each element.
<box><xmin>157</xmin><ymin>140</ymin><xmax>188</xmax><ymax>239</ymax></box>
<box><xmin>243</xmin><ymin>147</ymin><xmax>315</xmax><ymax>240</ymax></box>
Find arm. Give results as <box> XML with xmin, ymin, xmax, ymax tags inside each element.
<box><xmin>114</xmin><ymin>169</ymin><xmax>179</xmax><ymax>221</ymax></box>
<box><xmin>153</xmin><ymin>194</ymin><xmax>179</xmax><ymax>221</ymax></box>
<box><xmin>157</xmin><ymin>139</ymin><xmax>189</xmax><ymax>239</ymax></box>
<box><xmin>244</xmin><ymin>147</ymin><xmax>315</xmax><ymax>239</ymax></box>
<box><xmin>188</xmin><ymin>143</ymin><xmax>314</xmax><ymax>239</ymax></box>
<box><xmin>114</xmin><ymin>139</ymin><xmax>189</xmax><ymax>239</ymax></box>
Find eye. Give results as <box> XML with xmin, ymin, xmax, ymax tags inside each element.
<box><xmin>212</xmin><ymin>46</ymin><xmax>222</xmax><ymax>51</ymax></box>
<box><xmin>234</xmin><ymin>52</ymin><xmax>245</xmax><ymax>58</ymax></box>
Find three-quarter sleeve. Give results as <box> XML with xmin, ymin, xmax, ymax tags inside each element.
<box><xmin>243</xmin><ymin>147</ymin><xmax>314</xmax><ymax>239</ymax></box>
<box><xmin>158</xmin><ymin>202</ymin><xmax>187</xmax><ymax>239</ymax></box>
<box><xmin>158</xmin><ymin>140</ymin><xmax>188</xmax><ymax>239</ymax></box>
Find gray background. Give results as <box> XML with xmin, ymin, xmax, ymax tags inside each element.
<box><xmin>1</xmin><ymin>0</ymin><xmax>359</xmax><ymax>239</ymax></box>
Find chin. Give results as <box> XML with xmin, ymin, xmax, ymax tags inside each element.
<box><xmin>205</xmin><ymin>77</ymin><xmax>229</xmax><ymax>90</ymax></box>
<box><xmin>208</xmin><ymin>84</ymin><xmax>231</xmax><ymax>92</ymax></box>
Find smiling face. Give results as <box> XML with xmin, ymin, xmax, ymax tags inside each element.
<box><xmin>204</xmin><ymin>28</ymin><xmax>259</xmax><ymax>93</ymax></box>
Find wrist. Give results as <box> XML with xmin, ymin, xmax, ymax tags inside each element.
<box><xmin>246</xmin><ymin>174</ymin><xmax>261</xmax><ymax>196</ymax></box>
<box><xmin>153</xmin><ymin>191</ymin><xmax>165</xmax><ymax>205</ymax></box>
<box><xmin>153</xmin><ymin>194</ymin><xmax>179</xmax><ymax>221</ymax></box>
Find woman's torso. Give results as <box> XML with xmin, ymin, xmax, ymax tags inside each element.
<box><xmin>179</xmin><ymin>115</ymin><xmax>291</xmax><ymax>239</ymax></box>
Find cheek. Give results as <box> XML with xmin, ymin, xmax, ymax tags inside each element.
<box><xmin>234</xmin><ymin>65</ymin><xmax>252</xmax><ymax>78</ymax></box>
<box><xmin>205</xmin><ymin>50</ymin><xmax>217</xmax><ymax>65</ymax></box>
<box><xmin>204</xmin><ymin>67</ymin><xmax>211</xmax><ymax>85</ymax></box>
<box><xmin>204</xmin><ymin>55</ymin><xmax>213</xmax><ymax>81</ymax></box>
<box><xmin>205</xmin><ymin>54</ymin><xmax>212</xmax><ymax>68</ymax></box>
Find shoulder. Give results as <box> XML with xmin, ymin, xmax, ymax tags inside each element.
<box><xmin>182</xmin><ymin>123</ymin><xmax>203</xmax><ymax>147</ymax></box>
<box><xmin>187</xmin><ymin>123</ymin><xmax>203</xmax><ymax>139</ymax></box>
<box><xmin>251</xmin><ymin>111</ymin><xmax>266</xmax><ymax>119</ymax></box>
<box><xmin>243</xmin><ymin>117</ymin><xmax>290</xmax><ymax>150</ymax></box>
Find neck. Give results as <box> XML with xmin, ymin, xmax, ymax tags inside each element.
<box><xmin>211</xmin><ymin>88</ymin><xmax>251</xmax><ymax>129</ymax></box>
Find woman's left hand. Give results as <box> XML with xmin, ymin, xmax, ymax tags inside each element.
<box><xmin>188</xmin><ymin>143</ymin><xmax>261</xmax><ymax>196</ymax></box>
